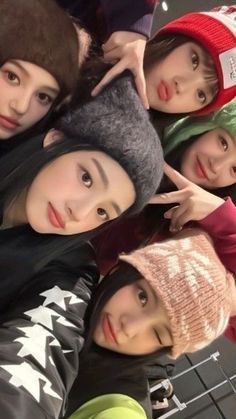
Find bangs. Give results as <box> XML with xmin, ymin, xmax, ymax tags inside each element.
<box><xmin>201</xmin><ymin>49</ymin><xmax>219</xmax><ymax>100</ymax></box>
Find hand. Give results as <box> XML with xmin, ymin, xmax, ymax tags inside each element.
<box><xmin>149</xmin><ymin>163</ymin><xmax>225</xmax><ymax>232</ymax></box>
<box><xmin>91</xmin><ymin>31</ymin><xmax>149</xmax><ymax>109</ymax></box>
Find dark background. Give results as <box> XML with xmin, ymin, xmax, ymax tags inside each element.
<box><xmin>153</xmin><ymin>0</ymin><xmax>234</xmax><ymax>31</ymax></box>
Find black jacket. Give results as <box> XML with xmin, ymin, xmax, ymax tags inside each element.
<box><xmin>0</xmin><ymin>242</ymin><xmax>99</xmax><ymax>419</ymax></box>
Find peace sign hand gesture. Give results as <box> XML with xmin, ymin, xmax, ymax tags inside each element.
<box><xmin>150</xmin><ymin>163</ymin><xmax>224</xmax><ymax>232</ymax></box>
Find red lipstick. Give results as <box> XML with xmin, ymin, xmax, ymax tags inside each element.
<box><xmin>48</xmin><ymin>203</ymin><xmax>65</xmax><ymax>229</ymax></box>
<box><xmin>0</xmin><ymin>115</ymin><xmax>20</xmax><ymax>131</ymax></box>
<box><xmin>102</xmin><ymin>314</ymin><xmax>117</xmax><ymax>344</ymax></box>
<box><xmin>195</xmin><ymin>157</ymin><xmax>209</xmax><ymax>180</ymax></box>
<box><xmin>157</xmin><ymin>81</ymin><xmax>173</xmax><ymax>101</ymax></box>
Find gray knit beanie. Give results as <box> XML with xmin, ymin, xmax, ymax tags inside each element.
<box><xmin>0</xmin><ymin>0</ymin><xmax>79</xmax><ymax>102</ymax></box>
<box><xmin>55</xmin><ymin>74</ymin><xmax>164</xmax><ymax>214</ymax></box>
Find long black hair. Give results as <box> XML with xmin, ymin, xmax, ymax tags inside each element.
<box><xmin>144</xmin><ymin>35</ymin><xmax>219</xmax><ymax>136</ymax></box>
<box><xmin>64</xmin><ymin>262</ymin><xmax>172</xmax><ymax>416</ymax></box>
<box><xmin>0</xmin><ymin>133</ymin><xmax>134</xmax><ymax>272</ymax></box>
<box><xmin>139</xmin><ymin>132</ymin><xmax>236</xmax><ymax>241</ymax></box>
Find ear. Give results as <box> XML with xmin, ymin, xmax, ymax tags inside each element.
<box><xmin>43</xmin><ymin>129</ymin><xmax>64</xmax><ymax>148</ymax></box>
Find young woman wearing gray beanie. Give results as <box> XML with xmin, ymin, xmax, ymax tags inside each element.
<box><xmin>0</xmin><ymin>73</ymin><xmax>163</xmax><ymax>313</ymax></box>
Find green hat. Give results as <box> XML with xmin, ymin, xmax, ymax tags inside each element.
<box><xmin>163</xmin><ymin>99</ymin><xmax>236</xmax><ymax>155</ymax></box>
<box><xmin>163</xmin><ymin>100</ymin><xmax>236</xmax><ymax>202</ymax></box>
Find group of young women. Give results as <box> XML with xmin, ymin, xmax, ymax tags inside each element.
<box><xmin>0</xmin><ymin>1</ymin><xmax>235</xmax><ymax>418</ymax></box>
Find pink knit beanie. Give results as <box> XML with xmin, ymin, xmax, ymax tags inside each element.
<box><xmin>120</xmin><ymin>229</ymin><xmax>236</xmax><ymax>359</ymax></box>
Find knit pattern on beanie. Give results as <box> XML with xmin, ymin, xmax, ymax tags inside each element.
<box><xmin>0</xmin><ymin>0</ymin><xmax>79</xmax><ymax>101</ymax></box>
<box><xmin>56</xmin><ymin>73</ymin><xmax>164</xmax><ymax>215</ymax></box>
<box><xmin>120</xmin><ymin>229</ymin><xmax>235</xmax><ymax>359</ymax></box>
<box><xmin>155</xmin><ymin>5</ymin><xmax>236</xmax><ymax>115</ymax></box>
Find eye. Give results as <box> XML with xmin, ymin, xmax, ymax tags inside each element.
<box><xmin>191</xmin><ymin>51</ymin><xmax>199</xmax><ymax>70</ymax></box>
<box><xmin>97</xmin><ymin>207</ymin><xmax>109</xmax><ymax>221</ymax></box>
<box><xmin>219</xmin><ymin>136</ymin><xmax>228</xmax><ymax>151</ymax></box>
<box><xmin>197</xmin><ymin>89</ymin><xmax>206</xmax><ymax>104</ymax></box>
<box><xmin>82</xmin><ymin>170</ymin><xmax>93</xmax><ymax>188</ymax></box>
<box><xmin>37</xmin><ymin>92</ymin><xmax>53</xmax><ymax>106</ymax></box>
<box><xmin>137</xmin><ymin>287</ymin><xmax>148</xmax><ymax>307</ymax></box>
<box><xmin>153</xmin><ymin>329</ymin><xmax>163</xmax><ymax>345</ymax></box>
<box><xmin>5</xmin><ymin>71</ymin><xmax>19</xmax><ymax>85</ymax></box>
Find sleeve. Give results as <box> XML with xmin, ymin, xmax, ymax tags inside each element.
<box><xmin>101</xmin><ymin>0</ymin><xmax>159</xmax><ymax>38</ymax></box>
<box><xmin>224</xmin><ymin>316</ymin><xmax>236</xmax><ymax>342</ymax></box>
<box><xmin>198</xmin><ymin>198</ymin><xmax>236</xmax><ymax>275</ymax></box>
<box><xmin>0</xmin><ymin>244</ymin><xmax>99</xmax><ymax>419</ymax></box>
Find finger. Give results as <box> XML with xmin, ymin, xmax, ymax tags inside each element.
<box><xmin>149</xmin><ymin>189</ymin><xmax>188</xmax><ymax>205</ymax></box>
<box><xmin>103</xmin><ymin>47</ymin><xmax>123</xmax><ymax>62</ymax></box>
<box><xmin>163</xmin><ymin>206</ymin><xmax>179</xmax><ymax>219</ymax></box>
<box><xmin>91</xmin><ymin>61</ymin><xmax>126</xmax><ymax>96</ymax></box>
<box><xmin>173</xmin><ymin>208</ymin><xmax>193</xmax><ymax>229</ymax></box>
<box><xmin>134</xmin><ymin>70</ymin><xmax>149</xmax><ymax>109</ymax></box>
<box><xmin>102</xmin><ymin>39</ymin><xmax>119</xmax><ymax>53</ymax></box>
<box><xmin>164</xmin><ymin>163</ymin><xmax>192</xmax><ymax>189</ymax></box>
<box><xmin>168</xmin><ymin>203</ymin><xmax>189</xmax><ymax>232</ymax></box>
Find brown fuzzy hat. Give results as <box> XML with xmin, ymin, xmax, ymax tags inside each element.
<box><xmin>0</xmin><ymin>0</ymin><xmax>79</xmax><ymax>102</ymax></box>
<box><xmin>120</xmin><ymin>228</ymin><xmax>236</xmax><ymax>359</ymax></box>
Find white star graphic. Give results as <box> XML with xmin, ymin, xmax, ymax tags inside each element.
<box><xmin>15</xmin><ymin>325</ymin><xmax>57</xmax><ymax>368</ymax></box>
<box><xmin>25</xmin><ymin>306</ymin><xmax>76</xmax><ymax>330</ymax></box>
<box><xmin>1</xmin><ymin>362</ymin><xmax>61</xmax><ymax>402</ymax></box>
<box><xmin>40</xmin><ymin>286</ymin><xmax>83</xmax><ymax>310</ymax></box>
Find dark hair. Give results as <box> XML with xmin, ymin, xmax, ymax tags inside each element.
<box><xmin>64</xmin><ymin>262</ymin><xmax>171</xmax><ymax>416</ymax></box>
<box><xmin>83</xmin><ymin>262</ymin><xmax>171</xmax><ymax>368</ymax></box>
<box><xmin>0</xmin><ymin>134</ymin><xmax>134</xmax><ymax>271</ymax></box>
<box><xmin>141</xmin><ymin>133</ymin><xmax>236</xmax><ymax>240</ymax></box>
<box><xmin>144</xmin><ymin>35</ymin><xmax>219</xmax><ymax>132</ymax></box>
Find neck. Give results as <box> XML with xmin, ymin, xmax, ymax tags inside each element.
<box><xmin>3</xmin><ymin>190</ymin><xmax>28</xmax><ymax>227</ymax></box>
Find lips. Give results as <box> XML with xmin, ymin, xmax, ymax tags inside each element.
<box><xmin>0</xmin><ymin>115</ymin><xmax>20</xmax><ymax>131</ymax></box>
<box><xmin>195</xmin><ymin>157</ymin><xmax>209</xmax><ymax>180</ymax></box>
<box><xmin>157</xmin><ymin>81</ymin><xmax>173</xmax><ymax>101</ymax></box>
<box><xmin>48</xmin><ymin>202</ymin><xmax>65</xmax><ymax>229</ymax></box>
<box><xmin>102</xmin><ymin>314</ymin><xmax>117</xmax><ymax>344</ymax></box>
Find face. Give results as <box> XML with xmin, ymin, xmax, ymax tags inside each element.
<box><xmin>181</xmin><ymin>128</ymin><xmax>236</xmax><ymax>189</ymax></box>
<box><xmin>21</xmin><ymin>139</ymin><xmax>135</xmax><ymax>234</ymax></box>
<box><xmin>93</xmin><ymin>278</ymin><xmax>173</xmax><ymax>355</ymax></box>
<box><xmin>0</xmin><ymin>60</ymin><xmax>59</xmax><ymax>139</ymax></box>
<box><xmin>145</xmin><ymin>42</ymin><xmax>214</xmax><ymax>113</ymax></box>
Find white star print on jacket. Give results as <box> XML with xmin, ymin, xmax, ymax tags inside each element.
<box><xmin>0</xmin><ymin>243</ymin><xmax>99</xmax><ymax>419</ymax></box>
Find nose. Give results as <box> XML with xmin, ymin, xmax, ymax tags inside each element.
<box><xmin>121</xmin><ymin>314</ymin><xmax>150</xmax><ymax>339</ymax></box>
<box><xmin>66</xmin><ymin>197</ymin><xmax>97</xmax><ymax>223</ymax></box>
<box><xmin>174</xmin><ymin>74</ymin><xmax>203</xmax><ymax>94</ymax></box>
<box><xmin>9</xmin><ymin>91</ymin><xmax>31</xmax><ymax>115</ymax></box>
<box><xmin>209</xmin><ymin>155</ymin><xmax>230</xmax><ymax>175</ymax></box>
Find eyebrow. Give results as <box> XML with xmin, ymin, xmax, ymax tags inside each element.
<box><xmin>9</xmin><ymin>60</ymin><xmax>59</xmax><ymax>95</ymax></box>
<box><xmin>91</xmin><ymin>158</ymin><xmax>122</xmax><ymax>217</ymax></box>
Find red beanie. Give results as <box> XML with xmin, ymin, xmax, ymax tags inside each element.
<box><xmin>157</xmin><ymin>5</ymin><xmax>236</xmax><ymax>115</ymax></box>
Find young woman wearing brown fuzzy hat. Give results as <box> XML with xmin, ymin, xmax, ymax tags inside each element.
<box><xmin>0</xmin><ymin>0</ymin><xmax>79</xmax><ymax>142</ymax></box>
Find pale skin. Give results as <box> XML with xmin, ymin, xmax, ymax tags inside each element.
<box><xmin>150</xmin><ymin>127</ymin><xmax>236</xmax><ymax>231</ymax></box>
<box><xmin>93</xmin><ymin>278</ymin><xmax>173</xmax><ymax>355</ymax></box>
<box><xmin>92</xmin><ymin>31</ymin><xmax>149</xmax><ymax>109</ymax></box>
<box><xmin>150</xmin><ymin>163</ymin><xmax>225</xmax><ymax>233</ymax></box>
<box><xmin>93</xmin><ymin>39</ymin><xmax>215</xmax><ymax>114</ymax></box>
<box><xmin>0</xmin><ymin>60</ymin><xmax>59</xmax><ymax>139</ymax></box>
<box><xmin>145</xmin><ymin>42</ymin><xmax>215</xmax><ymax>113</ymax></box>
<box><xmin>4</xmin><ymin>130</ymin><xmax>136</xmax><ymax>234</ymax></box>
